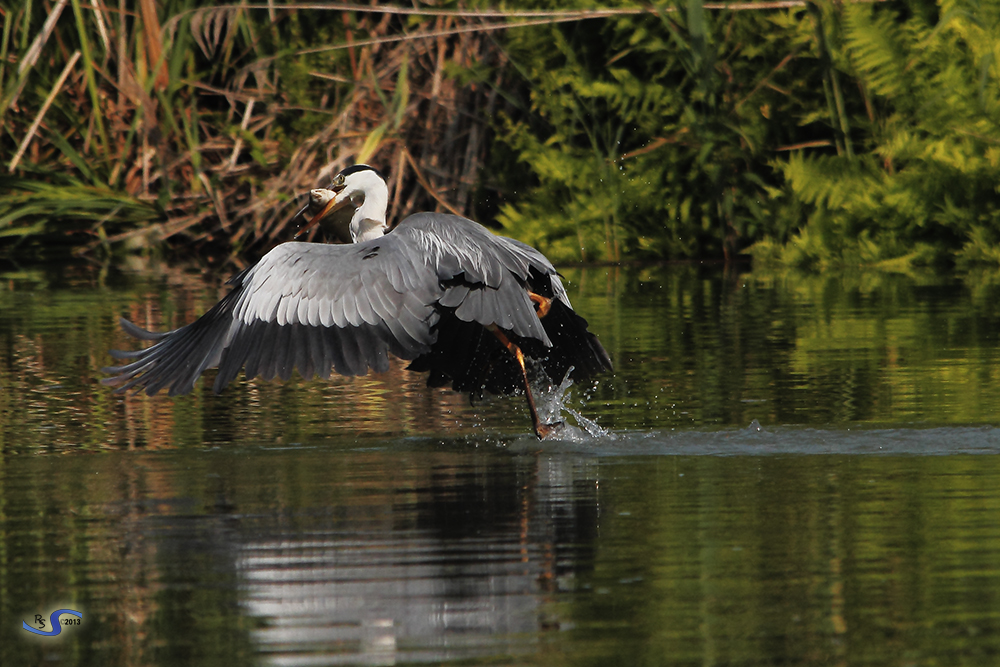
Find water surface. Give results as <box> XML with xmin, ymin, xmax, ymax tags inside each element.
<box><xmin>3</xmin><ymin>262</ymin><xmax>1000</xmax><ymax>665</ymax></box>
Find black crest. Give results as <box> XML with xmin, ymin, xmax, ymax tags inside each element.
<box><xmin>337</xmin><ymin>164</ymin><xmax>382</xmax><ymax>180</ymax></box>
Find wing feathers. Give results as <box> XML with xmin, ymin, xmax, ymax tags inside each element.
<box><xmin>215</xmin><ymin>323</ymin><xmax>250</xmax><ymax>391</ymax></box>
<box><xmin>355</xmin><ymin>284</ymin><xmax>379</xmax><ymax>325</ymax></box>
<box><xmin>274</xmin><ymin>324</ymin><xmax>294</xmax><ymax>381</ymax></box>
<box><xmin>325</xmin><ymin>327</ymin><xmax>350</xmax><ymax>376</ymax></box>
<box><xmin>104</xmin><ymin>214</ymin><xmax>608</xmax><ymax>399</ymax></box>
<box><xmin>255</xmin><ymin>321</ymin><xmax>280</xmax><ymax>381</ymax></box>
<box><xmin>438</xmin><ymin>285</ymin><xmax>469</xmax><ymax>308</ymax></box>
<box><xmin>481</xmin><ymin>287</ymin><xmax>507</xmax><ymax>329</ymax></box>
<box><xmin>455</xmin><ymin>290</ymin><xmax>482</xmax><ymax>323</ymax></box>
<box><xmin>341</xmin><ymin>291</ymin><xmax>361</xmax><ymax>327</ymax></box>
<box><xmin>119</xmin><ymin>317</ymin><xmax>168</xmax><ymax>341</ymax></box>
<box><xmin>337</xmin><ymin>326</ymin><xmax>364</xmax><ymax>375</ymax></box>
<box><xmin>306</xmin><ymin>295</ymin><xmax>321</xmax><ymax>327</ymax></box>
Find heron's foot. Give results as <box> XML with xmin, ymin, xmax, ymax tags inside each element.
<box><xmin>529</xmin><ymin>292</ymin><xmax>553</xmax><ymax>318</ymax></box>
<box><xmin>534</xmin><ymin>420</ymin><xmax>565</xmax><ymax>440</ymax></box>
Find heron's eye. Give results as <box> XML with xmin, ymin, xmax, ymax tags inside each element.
<box><xmin>331</xmin><ymin>174</ymin><xmax>346</xmax><ymax>191</ymax></box>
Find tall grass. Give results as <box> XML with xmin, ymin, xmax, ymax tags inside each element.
<box><xmin>0</xmin><ymin>1</ymin><xmax>592</xmax><ymax>260</ymax></box>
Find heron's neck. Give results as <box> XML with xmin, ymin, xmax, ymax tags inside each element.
<box><xmin>350</xmin><ymin>188</ymin><xmax>388</xmax><ymax>243</ymax></box>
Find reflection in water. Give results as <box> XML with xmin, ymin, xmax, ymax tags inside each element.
<box><xmin>7</xmin><ymin>263</ymin><xmax>1000</xmax><ymax>666</ymax></box>
<box><xmin>236</xmin><ymin>455</ymin><xmax>597</xmax><ymax>664</ymax></box>
<box><xmin>0</xmin><ymin>443</ymin><xmax>600</xmax><ymax>666</ymax></box>
<box><xmin>6</xmin><ymin>427</ymin><xmax>1000</xmax><ymax>665</ymax></box>
<box><xmin>6</xmin><ymin>263</ymin><xmax>1000</xmax><ymax>450</ymax></box>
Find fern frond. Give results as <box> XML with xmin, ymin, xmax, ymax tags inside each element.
<box><xmin>843</xmin><ymin>4</ymin><xmax>911</xmax><ymax>99</ymax></box>
<box><xmin>781</xmin><ymin>153</ymin><xmax>880</xmax><ymax>210</ymax></box>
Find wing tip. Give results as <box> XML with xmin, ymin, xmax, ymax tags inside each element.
<box><xmin>118</xmin><ymin>317</ymin><xmax>168</xmax><ymax>341</ymax></box>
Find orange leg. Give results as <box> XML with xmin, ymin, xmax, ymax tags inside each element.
<box><xmin>488</xmin><ymin>325</ymin><xmax>561</xmax><ymax>439</ymax></box>
<box><xmin>529</xmin><ymin>292</ymin><xmax>552</xmax><ymax>318</ymax></box>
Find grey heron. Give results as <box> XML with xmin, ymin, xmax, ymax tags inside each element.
<box><xmin>103</xmin><ymin>164</ymin><xmax>612</xmax><ymax>438</ymax></box>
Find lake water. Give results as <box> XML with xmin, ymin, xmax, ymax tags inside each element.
<box><xmin>4</xmin><ymin>261</ymin><xmax>1000</xmax><ymax>665</ymax></box>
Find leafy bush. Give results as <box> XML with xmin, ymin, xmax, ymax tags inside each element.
<box><xmin>767</xmin><ymin>0</ymin><xmax>1000</xmax><ymax>269</ymax></box>
<box><xmin>493</xmin><ymin>2</ymin><xmax>819</xmax><ymax>262</ymax></box>
<box><xmin>493</xmin><ymin>0</ymin><xmax>1000</xmax><ymax>267</ymax></box>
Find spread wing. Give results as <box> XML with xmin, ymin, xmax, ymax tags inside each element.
<box><xmin>103</xmin><ymin>214</ymin><xmax>563</xmax><ymax>396</ymax></box>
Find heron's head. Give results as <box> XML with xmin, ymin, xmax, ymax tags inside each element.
<box><xmin>297</xmin><ymin>165</ymin><xmax>388</xmax><ymax>241</ymax></box>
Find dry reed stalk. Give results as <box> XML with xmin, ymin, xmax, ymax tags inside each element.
<box><xmin>138</xmin><ymin>0</ymin><xmax>169</xmax><ymax>92</ymax></box>
<box><xmin>9</xmin><ymin>49</ymin><xmax>81</xmax><ymax>172</ymax></box>
<box><xmin>18</xmin><ymin>0</ymin><xmax>69</xmax><ymax>75</ymax></box>
<box><xmin>4</xmin><ymin>0</ymin><xmax>69</xmax><ymax>115</ymax></box>
<box><xmin>228</xmin><ymin>98</ymin><xmax>255</xmax><ymax>170</ymax></box>
<box><xmin>88</xmin><ymin>0</ymin><xmax>111</xmax><ymax>57</ymax></box>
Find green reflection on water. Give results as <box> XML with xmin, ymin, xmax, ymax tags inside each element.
<box><xmin>567</xmin><ymin>266</ymin><xmax>1000</xmax><ymax>430</ymax></box>
<box><xmin>4</xmin><ymin>445</ymin><xmax>1000</xmax><ymax>666</ymax></box>
<box><xmin>3</xmin><ymin>264</ymin><xmax>1000</xmax><ymax>665</ymax></box>
<box><xmin>3</xmin><ymin>264</ymin><xmax>1000</xmax><ymax>450</ymax></box>
<box><xmin>548</xmin><ymin>454</ymin><xmax>1000</xmax><ymax>667</ymax></box>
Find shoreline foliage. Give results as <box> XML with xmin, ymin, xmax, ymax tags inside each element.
<box><xmin>494</xmin><ymin>0</ymin><xmax>1000</xmax><ymax>265</ymax></box>
<box><xmin>0</xmin><ymin>1</ymin><xmax>997</xmax><ymax>269</ymax></box>
<box><xmin>0</xmin><ymin>0</ymin><xmax>506</xmax><ymax>262</ymax></box>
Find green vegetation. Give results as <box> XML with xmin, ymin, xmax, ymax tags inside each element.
<box><xmin>495</xmin><ymin>0</ymin><xmax>1000</xmax><ymax>265</ymax></box>
<box><xmin>0</xmin><ymin>1</ymin><xmax>998</xmax><ymax>267</ymax></box>
<box><xmin>759</xmin><ymin>0</ymin><xmax>1000</xmax><ymax>270</ymax></box>
<box><xmin>496</xmin><ymin>0</ymin><xmax>806</xmax><ymax>262</ymax></box>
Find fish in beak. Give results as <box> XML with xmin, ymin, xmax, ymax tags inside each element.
<box><xmin>294</xmin><ymin>186</ymin><xmax>352</xmax><ymax>239</ymax></box>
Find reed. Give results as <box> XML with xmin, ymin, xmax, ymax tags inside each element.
<box><xmin>0</xmin><ymin>1</ymin><xmax>650</xmax><ymax>260</ymax></box>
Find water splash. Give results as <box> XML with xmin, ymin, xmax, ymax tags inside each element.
<box><xmin>535</xmin><ymin>369</ymin><xmax>615</xmax><ymax>442</ymax></box>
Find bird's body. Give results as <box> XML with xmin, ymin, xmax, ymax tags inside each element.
<box><xmin>104</xmin><ymin>166</ymin><xmax>611</xmax><ymax>437</ymax></box>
